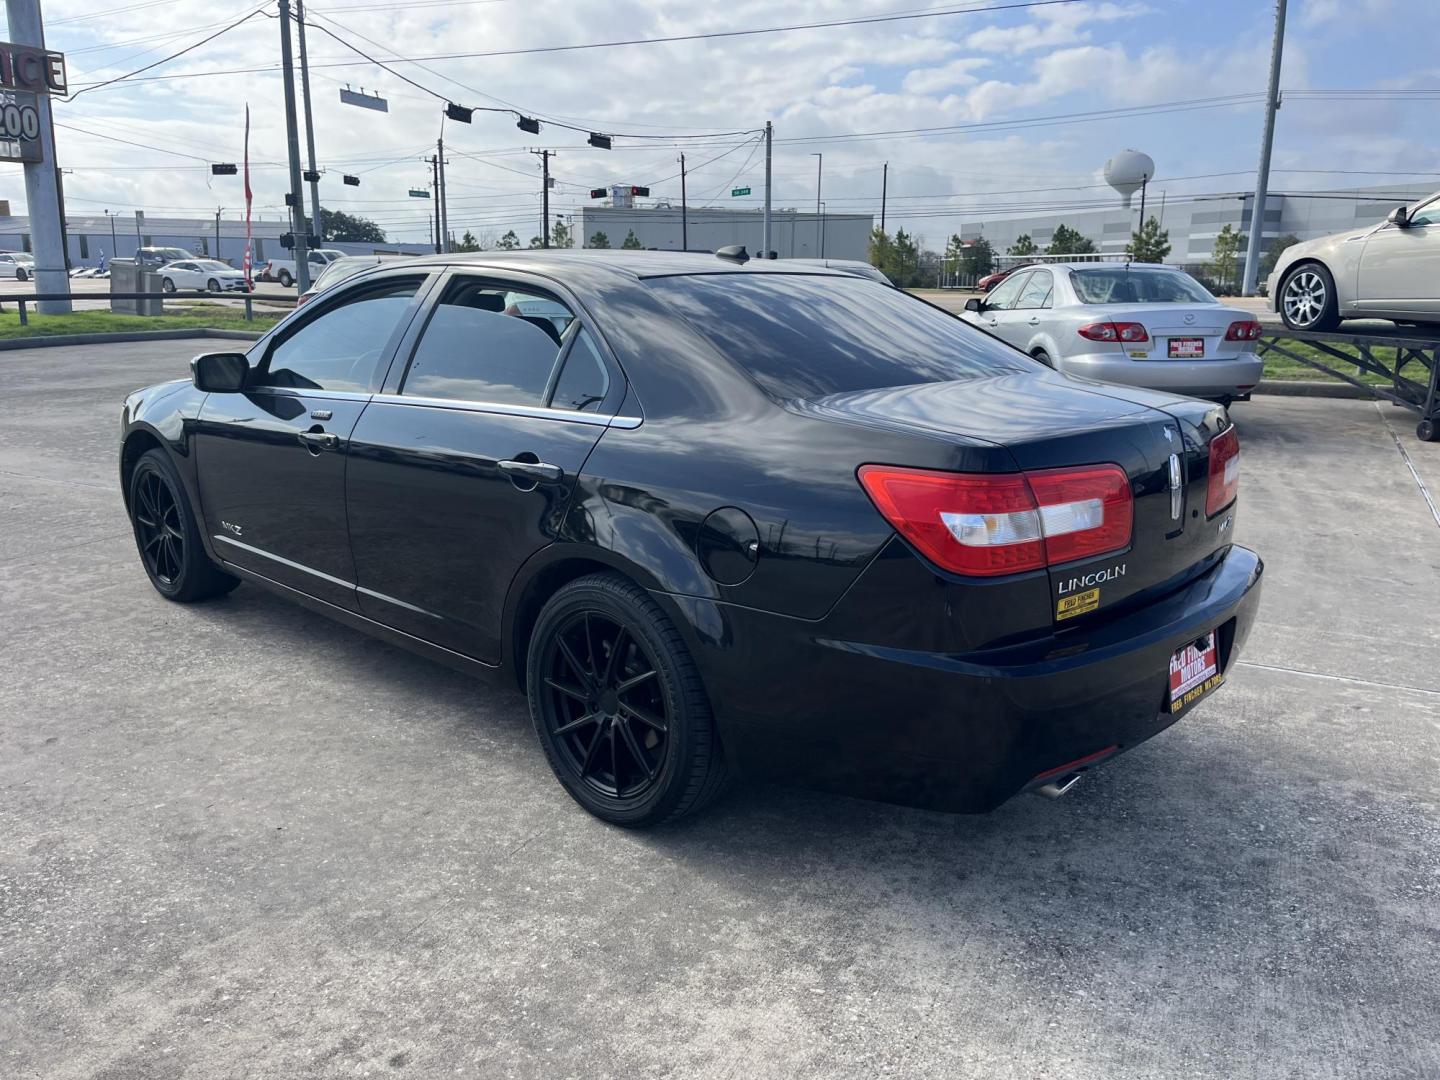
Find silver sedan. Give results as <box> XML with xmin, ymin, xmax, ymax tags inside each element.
<box><xmin>960</xmin><ymin>262</ymin><xmax>1264</xmax><ymax>403</ymax></box>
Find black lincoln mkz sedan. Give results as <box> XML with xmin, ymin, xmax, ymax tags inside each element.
<box><xmin>120</xmin><ymin>250</ymin><xmax>1262</xmax><ymax>826</ymax></box>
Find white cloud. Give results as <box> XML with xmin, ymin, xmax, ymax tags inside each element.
<box><xmin>965</xmin><ymin>2</ymin><xmax>1150</xmax><ymax>52</ymax></box>
<box><xmin>902</xmin><ymin>58</ymin><xmax>990</xmax><ymax>95</ymax></box>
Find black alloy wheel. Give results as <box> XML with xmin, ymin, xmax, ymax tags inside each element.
<box><xmin>128</xmin><ymin>448</ymin><xmax>239</xmax><ymax>602</ymax></box>
<box><xmin>528</xmin><ymin>573</ymin><xmax>728</xmax><ymax>826</ymax></box>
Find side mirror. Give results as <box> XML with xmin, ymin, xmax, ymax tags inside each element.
<box><xmin>1387</xmin><ymin>205</ymin><xmax>1410</xmax><ymax>228</ymax></box>
<box><xmin>964</xmin><ymin>297</ymin><xmax>982</xmax><ymax>313</ymax></box>
<box><xmin>191</xmin><ymin>352</ymin><xmax>249</xmax><ymax>393</ymax></box>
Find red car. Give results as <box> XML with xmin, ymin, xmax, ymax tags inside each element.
<box><xmin>977</xmin><ymin>264</ymin><xmax>1030</xmax><ymax>292</ymax></box>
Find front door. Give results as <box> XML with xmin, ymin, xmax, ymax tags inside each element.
<box><xmin>346</xmin><ymin>274</ymin><xmax>623</xmax><ymax>662</ymax></box>
<box><xmin>975</xmin><ymin>270</ymin><xmax>1033</xmax><ymax>348</ymax></box>
<box><xmin>194</xmin><ymin>273</ymin><xmax>430</xmax><ymax>609</ymax></box>
<box><xmin>1357</xmin><ymin>197</ymin><xmax>1440</xmax><ymax>316</ymax></box>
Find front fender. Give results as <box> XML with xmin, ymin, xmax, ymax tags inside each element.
<box><xmin>120</xmin><ymin>378</ymin><xmax>211</xmax><ymax>553</ymax></box>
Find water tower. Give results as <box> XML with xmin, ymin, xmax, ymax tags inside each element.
<box><xmin>1104</xmin><ymin>150</ymin><xmax>1155</xmax><ymax>208</ymax></box>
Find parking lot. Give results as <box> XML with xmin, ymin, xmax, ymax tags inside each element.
<box><xmin>2</xmin><ymin>339</ymin><xmax>1438</xmax><ymax>1078</ymax></box>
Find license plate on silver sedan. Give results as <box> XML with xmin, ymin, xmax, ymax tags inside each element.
<box><xmin>1168</xmin><ymin>337</ymin><xmax>1205</xmax><ymax>358</ymax></box>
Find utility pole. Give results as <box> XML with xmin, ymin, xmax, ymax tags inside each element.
<box><xmin>214</xmin><ymin>208</ymin><xmax>222</xmax><ymax>261</ymax></box>
<box><xmin>535</xmin><ymin>149</ymin><xmax>551</xmax><ymax>248</ymax></box>
<box><xmin>679</xmin><ymin>153</ymin><xmax>687</xmax><ymax>251</ymax></box>
<box><xmin>430</xmin><ymin>154</ymin><xmax>441</xmax><ymax>253</ymax></box>
<box><xmin>880</xmin><ymin>162</ymin><xmax>888</xmax><ymax>234</ymax></box>
<box><xmin>294</xmin><ymin>0</ymin><xmax>323</xmax><ymax>248</ymax></box>
<box><xmin>7</xmin><ymin>0</ymin><xmax>70</xmax><ymax>312</ymax></box>
<box><xmin>762</xmin><ymin>120</ymin><xmax>772</xmax><ymax>258</ymax></box>
<box><xmin>1138</xmin><ymin>174</ymin><xmax>1148</xmax><ymax>234</ymax></box>
<box><xmin>1242</xmin><ymin>0</ymin><xmax>1287</xmax><ymax>295</ymax></box>
<box><xmin>277</xmin><ymin>0</ymin><xmax>310</xmax><ymax>291</ymax></box>
<box><xmin>436</xmin><ymin>137</ymin><xmax>449</xmax><ymax>253</ymax></box>
<box><xmin>811</xmin><ymin>152</ymin><xmax>823</xmax><ymax>257</ymax></box>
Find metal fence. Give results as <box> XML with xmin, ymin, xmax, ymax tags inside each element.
<box><xmin>0</xmin><ymin>291</ymin><xmax>297</xmax><ymax>326</ymax></box>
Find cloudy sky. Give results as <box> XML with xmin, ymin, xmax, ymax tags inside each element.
<box><xmin>26</xmin><ymin>0</ymin><xmax>1440</xmax><ymax>247</ymax></box>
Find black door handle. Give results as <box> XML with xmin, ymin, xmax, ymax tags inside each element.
<box><xmin>498</xmin><ymin>459</ymin><xmax>564</xmax><ymax>486</ymax></box>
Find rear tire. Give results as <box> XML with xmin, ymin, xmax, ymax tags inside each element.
<box><xmin>1030</xmin><ymin>347</ymin><xmax>1053</xmax><ymax>368</ymax></box>
<box><xmin>1279</xmin><ymin>262</ymin><xmax>1340</xmax><ymax>332</ymax></box>
<box><xmin>16</xmin><ymin>267</ymin><xmax>27</xmax><ymax>282</ymax></box>
<box><xmin>128</xmin><ymin>449</ymin><xmax>239</xmax><ymax>603</ymax></box>
<box><xmin>527</xmin><ymin>573</ymin><xmax>728</xmax><ymax>827</ymax></box>
<box><xmin>1419</xmin><ymin>419</ymin><xmax>1438</xmax><ymax>443</ymax></box>
<box><xmin>278</xmin><ymin>270</ymin><xmax>293</xmax><ymax>288</ymax></box>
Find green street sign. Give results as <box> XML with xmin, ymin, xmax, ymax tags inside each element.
<box><xmin>730</xmin><ymin>186</ymin><xmax>751</xmax><ymax>197</ymax></box>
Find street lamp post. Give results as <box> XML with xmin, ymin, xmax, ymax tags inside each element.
<box><xmin>811</xmin><ymin>153</ymin><xmax>823</xmax><ymax>256</ymax></box>
<box><xmin>819</xmin><ymin>201</ymin><xmax>827</xmax><ymax>259</ymax></box>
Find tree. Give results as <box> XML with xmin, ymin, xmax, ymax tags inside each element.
<box><xmin>1046</xmin><ymin>223</ymin><xmax>1097</xmax><ymax>256</ymax></box>
<box><xmin>454</xmin><ymin>230</ymin><xmax>482</xmax><ymax>252</ymax></box>
<box><xmin>1207</xmin><ymin>223</ymin><xmax>1246</xmax><ymax>292</ymax></box>
<box><xmin>942</xmin><ymin>233</ymin><xmax>965</xmax><ymax>278</ymax></box>
<box><xmin>495</xmin><ymin>230</ymin><xmax>520</xmax><ymax>250</ymax></box>
<box><xmin>890</xmin><ymin>228</ymin><xmax>922</xmax><ymax>287</ymax></box>
<box><xmin>319</xmin><ymin>208</ymin><xmax>386</xmax><ymax>243</ymax></box>
<box><xmin>588</xmin><ymin>231</ymin><xmax>610</xmax><ymax>249</ymax></box>
<box><xmin>621</xmin><ymin>229</ymin><xmax>643</xmax><ymax>250</ymax></box>
<box><xmin>868</xmin><ymin>227</ymin><xmax>893</xmax><ymax>274</ymax></box>
<box><xmin>960</xmin><ymin>235</ymin><xmax>995</xmax><ymax>279</ymax></box>
<box><xmin>1008</xmin><ymin>234</ymin><xmax>1037</xmax><ymax>257</ymax></box>
<box><xmin>528</xmin><ymin>235</ymin><xmax>544</xmax><ymax>248</ymax></box>
<box><xmin>1126</xmin><ymin>215</ymin><xmax>1171</xmax><ymax>263</ymax></box>
<box><xmin>550</xmin><ymin>219</ymin><xmax>573</xmax><ymax>249</ymax></box>
<box><xmin>1259</xmin><ymin>233</ymin><xmax>1299</xmax><ymax>281</ymax></box>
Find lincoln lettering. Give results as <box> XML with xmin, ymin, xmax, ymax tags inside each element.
<box><xmin>1057</xmin><ymin>564</ymin><xmax>1126</xmax><ymax>595</ymax></box>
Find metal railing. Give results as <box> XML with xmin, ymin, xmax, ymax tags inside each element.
<box><xmin>0</xmin><ymin>290</ymin><xmax>297</xmax><ymax>326</ymax></box>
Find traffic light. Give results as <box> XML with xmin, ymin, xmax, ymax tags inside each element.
<box><xmin>629</xmin><ymin>186</ymin><xmax>650</xmax><ymax>197</ymax></box>
<box><xmin>588</xmin><ymin>133</ymin><xmax>611</xmax><ymax>150</ymax></box>
<box><xmin>209</xmin><ymin>163</ymin><xmax>237</xmax><ymax>175</ymax></box>
<box><xmin>279</xmin><ymin>232</ymin><xmax>294</xmax><ymax>249</ymax></box>
<box><xmin>343</xmin><ymin>174</ymin><xmax>360</xmax><ymax>186</ymax></box>
<box><xmin>446</xmin><ymin>103</ymin><xmax>473</xmax><ymax>123</ymax></box>
<box><xmin>302</xmin><ymin>169</ymin><xmax>320</xmax><ymax>182</ymax></box>
<box><xmin>516</xmin><ymin>115</ymin><xmax>540</xmax><ymax>134</ymax></box>
<box><xmin>590</xmin><ymin>188</ymin><xmax>607</xmax><ymax>199</ymax></box>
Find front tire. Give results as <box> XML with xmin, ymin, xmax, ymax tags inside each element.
<box><xmin>128</xmin><ymin>449</ymin><xmax>239</xmax><ymax>603</ymax></box>
<box><xmin>16</xmin><ymin>267</ymin><xmax>27</xmax><ymax>281</ymax></box>
<box><xmin>527</xmin><ymin>573</ymin><xmax>728</xmax><ymax>827</ymax></box>
<box><xmin>1279</xmin><ymin>262</ymin><xmax>1340</xmax><ymax>332</ymax></box>
<box><xmin>161</xmin><ymin>277</ymin><xmax>176</xmax><ymax>293</ymax></box>
<box><xmin>206</xmin><ymin>278</ymin><xmax>220</xmax><ymax>293</ymax></box>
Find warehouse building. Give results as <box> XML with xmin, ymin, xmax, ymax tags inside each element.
<box><xmin>574</xmin><ymin>205</ymin><xmax>873</xmax><ymax>261</ymax></box>
<box><xmin>0</xmin><ymin>212</ymin><xmax>432</xmax><ymax>268</ymax></box>
<box><xmin>959</xmin><ymin>183</ymin><xmax>1435</xmax><ymax>263</ymax></box>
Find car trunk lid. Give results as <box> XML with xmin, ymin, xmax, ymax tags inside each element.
<box><xmin>1097</xmin><ymin>303</ymin><xmax>1255</xmax><ymax>361</ymax></box>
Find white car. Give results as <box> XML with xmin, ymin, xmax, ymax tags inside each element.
<box><xmin>159</xmin><ymin>259</ymin><xmax>250</xmax><ymax>294</ymax></box>
<box><xmin>961</xmin><ymin>262</ymin><xmax>1264</xmax><ymax>403</ymax></box>
<box><xmin>0</xmin><ymin>251</ymin><xmax>35</xmax><ymax>281</ymax></box>
<box><xmin>1268</xmin><ymin>190</ymin><xmax>1440</xmax><ymax>332</ymax></box>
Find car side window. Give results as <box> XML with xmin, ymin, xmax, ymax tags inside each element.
<box><xmin>401</xmin><ymin>280</ymin><xmax>573</xmax><ymax>405</ymax></box>
<box><xmin>1014</xmin><ymin>270</ymin><xmax>1053</xmax><ymax>310</ymax></box>
<box><xmin>548</xmin><ymin>328</ymin><xmax>610</xmax><ymax>413</ymax></box>
<box><xmin>260</xmin><ymin>278</ymin><xmax>422</xmax><ymax>393</ymax></box>
<box><xmin>986</xmin><ymin>271</ymin><xmax>1030</xmax><ymax>310</ymax></box>
<box><xmin>1407</xmin><ymin>202</ymin><xmax>1439</xmax><ymax>228</ymax></box>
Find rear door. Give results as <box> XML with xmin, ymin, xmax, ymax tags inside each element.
<box><xmin>345</xmin><ymin>271</ymin><xmax>623</xmax><ymax>662</ymax></box>
<box><xmin>1010</xmin><ymin>268</ymin><xmax>1055</xmax><ymax>351</ymax></box>
<box><xmin>194</xmin><ymin>271</ymin><xmax>432</xmax><ymax>609</ymax></box>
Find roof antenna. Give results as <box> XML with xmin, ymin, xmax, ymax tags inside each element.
<box><xmin>715</xmin><ymin>244</ymin><xmax>749</xmax><ymax>263</ymax></box>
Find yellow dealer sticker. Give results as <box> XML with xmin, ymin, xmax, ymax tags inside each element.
<box><xmin>1056</xmin><ymin>587</ymin><xmax>1100</xmax><ymax>620</ymax></box>
<box><xmin>1128</xmin><ymin>350</ymin><xmax>1149</xmax><ymax>359</ymax></box>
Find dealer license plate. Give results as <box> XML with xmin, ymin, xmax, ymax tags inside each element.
<box><xmin>1168</xmin><ymin>337</ymin><xmax>1205</xmax><ymax>358</ymax></box>
<box><xmin>1168</xmin><ymin>631</ymin><xmax>1222</xmax><ymax>715</ymax></box>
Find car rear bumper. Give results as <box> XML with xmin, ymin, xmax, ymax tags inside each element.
<box><xmin>677</xmin><ymin>544</ymin><xmax>1263</xmax><ymax>813</ymax></box>
<box><xmin>1058</xmin><ymin>353</ymin><xmax>1264</xmax><ymax>398</ymax></box>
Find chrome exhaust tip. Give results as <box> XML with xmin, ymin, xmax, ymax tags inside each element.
<box><xmin>1033</xmin><ymin>772</ymin><xmax>1083</xmax><ymax>799</ymax></box>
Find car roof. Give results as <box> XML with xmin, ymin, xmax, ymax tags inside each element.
<box><xmin>361</xmin><ymin>249</ymin><xmax>852</xmax><ymax>284</ymax></box>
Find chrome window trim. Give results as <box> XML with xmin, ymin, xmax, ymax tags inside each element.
<box><xmin>371</xmin><ymin>391</ymin><xmax>642</xmax><ymax>429</ymax></box>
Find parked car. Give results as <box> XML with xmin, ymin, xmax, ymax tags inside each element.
<box><xmin>977</xmin><ymin>264</ymin><xmax>1028</xmax><ymax>292</ymax></box>
<box><xmin>119</xmin><ymin>251</ymin><xmax>1261</xmax><ymax>826</ymax></box>
<box><xmin>299</xmin><ymin>254</ymin><xmax>413</xmax><ymax>306</ymax></box>
<box><xmin>160</xmin><ymin>259</ymin><xmax>250</xmax><ymax>294</ymax></box>
<box><xmin>960</xmin><ymin>263</ymin><xmax>1264</xmax><ymax>404</ymax></box>
<box><xmin>1268</xmin><ymin>190</ymin><xmax>1440</xmax><ymax>332</ymax></box>
<box><xmin>0</xmin><ymin>251</ymin><xmax>35</xmax><ymax>280</ymax></box>
<box><xmin>263</xmin><ymin>247</ymin><xmax>346</xmax><ymax>288</ymax></box>
<box><xmin>135</xmin><ymin>247</ymin><xmax>194</xmax><ymax>272</ymax></box>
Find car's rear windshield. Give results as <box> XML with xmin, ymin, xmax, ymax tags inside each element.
<box><xmin>646</xmin><ymin>273</ymin><xmax>1030</xmax><ymax>398</ymax></box>
<box><xmin>1070</xmin><ymin>267</ymin><xmax>1215</xmax><ymax>304</ymax></box>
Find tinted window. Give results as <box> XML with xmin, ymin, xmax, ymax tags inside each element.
<box><xmin>262</xmin><ymin>279</ymin><xmax>420</xmax><ymax>392</ymax></box>
<box><xmin>984</xmin><ymin>271</ymin><xmax>1030</xmax><ymax>310</ymax></box>
<box><xmin>1407</xmin><ymin>200</ymin><xmax>1440</xmax><ymax>227</ymax></box>
<box><xmin>549</xmin><ymin>329</ymin><xmax>609</xmax><ymax>413</ymax></box>
<box><xmin>1014</xmin><ymin>270</ymin><xmax>1053</xmax><ymax>310</ymax></box>
<box><xmin>647</xmin><ymin>274</ymin><xmax>1030</xmax><ymax>399</ymax></box>
<box><xmin>1070</xmin><ymin>267</ymin><xmax>1215</xmax><ymax>304</ymax></box>
<box><xmin>402</xmin><ymin>281</ymin><xmax>570</xmax><ymax>405</ymax></box>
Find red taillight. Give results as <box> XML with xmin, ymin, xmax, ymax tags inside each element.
<box><xmin>1078</xmin><ymin>321</ymin><xmax>1148</xmax><ymax>343</ymax></box>
<box><xmin>857</xmin><ymin>464</ymin><xmax>1132</xmax><ymax>577</ymax></box>
<box><xmin>1206</xmin><ymin>426</ymin><xmax>1240</xmax><ymax>516</ymax></box>
<box><xmin>1224</xmin><ymin>320</ymin><xmax>1262</xmax><ymax>341</ymax></box>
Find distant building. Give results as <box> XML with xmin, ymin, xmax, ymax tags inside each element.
<box><xmin>574</xmin><ymin>205</ymin><xmax>873</xmax><ymax>261</ymax></box>
<box><xmin>959</xmin><ymin>184</ymin><xmax>1435</xmax><ymax>264</ymax></box>
<box><xmin>0</xmin><ymin>213</ymin><xmax>432</xmax><ymax>267</ymax></box>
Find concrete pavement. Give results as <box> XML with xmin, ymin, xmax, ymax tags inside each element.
<box><xmin>1</xmin><ymin>340</ymin><xmax>1438</xmax><ymax>1079</ymax></box>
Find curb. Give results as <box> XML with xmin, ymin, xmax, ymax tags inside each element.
<box><xmin>0</xmin><ymin>328</ymin><xmax>264</xmax><ymax>351</ymax></box>
<box><xmin>1251</xmin><ymin>380</ymin><xmax>1374</xmax><ymax>400</ymax></box>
